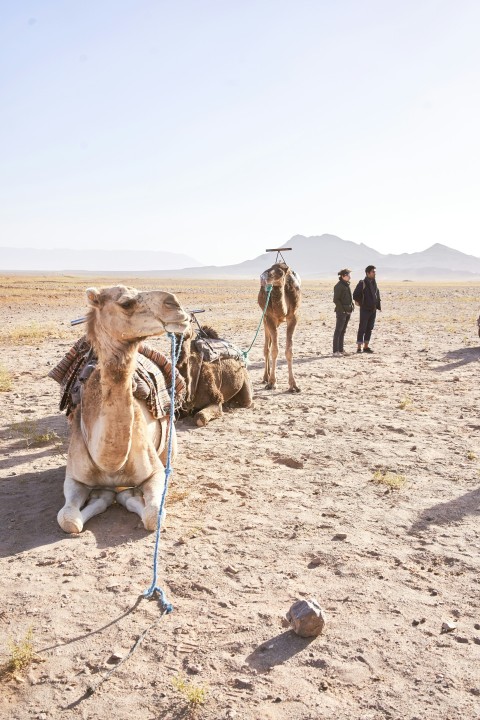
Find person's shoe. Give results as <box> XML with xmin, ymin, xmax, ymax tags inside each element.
<box><xmin>333</xmin><ymin>351</ymin><xmax>342</xmax><ymax>357</ymax></box>
<box><xmin>356</xmin><ymin>347</ymin><xmax>362</xmax><ymax>353</ymax></box>
<box><xmin>341</xmin><ymin>351</ymin><xmax>349</xmax><ymax>356</ymax></box>
<box><xmin>363</xmin><ymin>347</ymin><xmax>374</xmax><ymax>353</ymax></box>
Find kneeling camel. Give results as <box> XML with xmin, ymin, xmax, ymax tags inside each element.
<box><xmin>176</xmin><ymin>321</ymin><xmax>253</xmax><ymax>426</ymax></box>
<box><xmin>57</xmin><ymin>285</ymin><xmax>189</xmax><ymax>533</ymax></box>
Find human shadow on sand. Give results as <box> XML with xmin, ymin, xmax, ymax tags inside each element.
<box><xmin>245</xmin><ymin>630</ymin><xmax>315</xmax><ymax>673</ymax></box>
<box><xmin>0</xmin><ymin>466</ymin><xmax>151</xmax><ymax>557</ymax></box>
<box><xmin>409</xmin><ymin>486</ymin><xmax>480</xmax><ymax>536</ymax></box>
<box><xmin>248</xmin><ymin>355</ymin><xmax>330</xmax><ymax>371</ymax></box>
<box><xmin>432</xmin><ymin>346</ymin><xmax>480</xmax><ymax>373</ymax></box>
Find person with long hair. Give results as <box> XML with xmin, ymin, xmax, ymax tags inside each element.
<box><xmin>332</xmin><ymin>268</ymin><xmax>354</xmax><ymax>356</ymax></box>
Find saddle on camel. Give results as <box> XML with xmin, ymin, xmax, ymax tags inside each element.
<box><xmin>49</xmin><ymin>285</ymin><xmax>189</xmax><ymax>533</ymax></box>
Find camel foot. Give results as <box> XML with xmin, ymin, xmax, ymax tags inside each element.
<box><xmin>265</xmin><ymin>383</ymin><xmax>277</xmax><ymax>390</ymax></box>
<box><xmin>196</xmin><ymin>414</ymin><xmax>208</xmax><ymax>427</ymax></box>
<box><xmin>116</xmin><ymin>488</ymin><xmax>165</xmax><ymax>532</ymax></box>
<box><xmin>57</xmin><ymin>509</ymin><xmax>83</xmax><ymax>534</ymax></box>
<box><xmin>289</xmin><ymin>386</ymin><xmax>301</xmax><ymax>393</ymax></box>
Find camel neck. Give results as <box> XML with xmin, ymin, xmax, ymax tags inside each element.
<box><xmin>82</xmin><ymin>332</ymin><xmax>138</xmax><ymax>473</ymax></box>
<box><xmin>270</xmin><ymin>284</ymin><xmax>288</xmax><ymax>315</ymax></box>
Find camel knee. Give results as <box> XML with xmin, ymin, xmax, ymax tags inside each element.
<box><xmin>143</xmin><ymin>506</ymin><xmax>165</xmax><ymax>532</ymax></box>
<box><xmin>58</xmin><ymin>507</ymin><xmax>83</xmax><ymax>534</ymax></box>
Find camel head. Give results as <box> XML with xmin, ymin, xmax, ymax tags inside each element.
<box><xmin>260</xmin><ymin>263</ymin><xmax>301</xmax><ymax>290</ymax></box>
<box><xmin>261</xmin><ymin>262</ymin><xmax>291</xmax><ymax>288</ymax></box>
<box><xmin>85</xmin><ymin>285</ymin><xmax>190</xmax><ymax>345</ymax></box>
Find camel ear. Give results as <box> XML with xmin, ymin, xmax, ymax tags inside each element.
<box><xmin>86</xmin><ymin>287</ymin><xmax>101</xmax><ymax>306</ymax></box>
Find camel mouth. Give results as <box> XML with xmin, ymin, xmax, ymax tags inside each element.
<box><xmin>163</xmin><ymin>320</ymin><xmax>190</xmax><ymax>334</ymax></box>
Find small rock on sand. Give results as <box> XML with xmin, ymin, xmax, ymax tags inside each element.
<box><xmin>286</xmin><ymin>598</ymin><xmax>326</xmax><ymax>637</ymax></box>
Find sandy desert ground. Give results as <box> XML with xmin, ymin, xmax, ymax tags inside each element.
<box><xmin>1</xmin><ymin>274</ymin><xmax>480</xmax><ymax>720</ymax></box>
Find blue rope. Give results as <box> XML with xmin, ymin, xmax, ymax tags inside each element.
<box><xmin>143</xmin><ymin>332</ymin><xmax>181</xmax><ymax>613</ymax></box>
<box><xmin>241</xmin><ymin>284</ymin><xmax>273</xmax><ymax>363</ymax></box>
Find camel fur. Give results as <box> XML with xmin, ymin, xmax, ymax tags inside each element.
<box><xmin>57</xmin><ymin>285</ymin><xmax>189</xmax><ymax>534</ymax></box>
<box><xmin>258</xmin><ymin>262</ymin><xmax>302</xmax><ymax>392</ymax></box>
<box><xmin>176</xmin><ymin>322</ymin><xmax>253</xmax><ymax>426</ymax></box>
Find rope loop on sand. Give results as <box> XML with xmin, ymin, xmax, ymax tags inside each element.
<box><xmin>143</xmin><ymin>331</ymin><xmax>182</xmax><ymax>612</ymax></box>
<box><xmin>241</xmin><ymin>283</ymin><xmax>273</xmax><ymax>363</ymax></box>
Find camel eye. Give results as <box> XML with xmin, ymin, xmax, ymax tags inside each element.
<box><xmin>119</xmin><ymin>298</ymin><xmax>136</xmax><ymax>310</ymax></box>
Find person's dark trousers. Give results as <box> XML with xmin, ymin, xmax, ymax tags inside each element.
<box><xmin>356</xmin><ymin>308</ymin><xmax>376</xmax><ymax>344</ymax></box>
<box><xmin>333</xmin><ymin>311</ymin><xmax>351</xmax><ymax>352</ymax></box>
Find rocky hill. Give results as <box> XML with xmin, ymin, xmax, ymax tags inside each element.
<box><xmin>2</xmin><ymin>235</ymin><xmax>480</xmax><ymax>279</ymax></box>
<box><xmin>148</xmin><ymin>234</ymin><xmax>480</xmax><ymax>279</ymax></box>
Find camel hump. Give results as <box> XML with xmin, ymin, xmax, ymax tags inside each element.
<box><xmin>199</xmin><ymin>325</ymin><xmax>219</xmax><ymax>339</ymax></box>
<box><xmin>287</xmin><ymin>269</ymin><xmax>301</xmax><ymax>288</ymax></box>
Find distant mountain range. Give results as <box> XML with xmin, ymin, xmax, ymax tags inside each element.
<box><xmin>2</xmin><ymin>235</ymin><xmax>480</xmax><ymax>279</ymax></box>
<box><xmin>139</xmin><ymin>234</ymin><xmax>480</xmax><ymax>279</ymax></box>
<box><xmin>0</xmin><ymin>247</ymin><xmax>201</xmax><ymax>272</ymax></box>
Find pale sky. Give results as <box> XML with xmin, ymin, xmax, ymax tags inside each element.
<box><xmin>1</xmin><ymin>1</ymin><xmax>479</xmax><ymax>266</ymax></box>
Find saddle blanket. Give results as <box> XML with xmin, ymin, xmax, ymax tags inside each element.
<box><xmin>48</xmin><ymin>336</ymin><xmax>186</xmax><ymax>419</ymax></box>
<box><xmin>193</xmin><ymin>334</ymin><xmax>246</xmax><ymax>365</ymax></box>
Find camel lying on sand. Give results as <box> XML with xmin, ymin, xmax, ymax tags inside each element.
<box><xmin>56</xmin><ymin>285</ymin><xmax>189</xmax><ymax>533</ymax></box>
<box><xmin>258</xmin><ymin>262</ymin><xmax>301</xmax><ymax>392</ymax></box>
<box><xmin>176</xmin><ymin>320</ymin><xmax>253</xmax><ymax>426</ymax></box>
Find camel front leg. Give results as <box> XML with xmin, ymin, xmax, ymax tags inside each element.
<box><xmin>286</xmin><ymin>316</ymin><xmax>300</xmax><ymax>392</ymax></box>
<box><xmin>265</xmin><ymin>321</ymin><xmax>279</xmax><ymax>390</ymax></box>
<box><xmin>194</xmin><ymin>403</ymin><xmax>223</xmax><ymax>426</ymax></box>
<box><xmin>58</xmin><ymin>475</ymin><xmax>115</xmax><ymax>533</ymax></box>
<box><xmin>116</xmin><ymin>469</ymin><xmax>166</xmax><ymax>532</ymax></box>
<box><xmin>262</xmin><ymin>326</ymin><xmax>271</xmax><ymax>384</ymax></box>
<box><xmin>158</xmin><ymin>421</ymin><xmax>177</xmax><ymax>468</ymax></box>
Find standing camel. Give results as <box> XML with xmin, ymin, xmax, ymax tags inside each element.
<box><xmin>258</xmin><ymin>262</ymin><xmax>301</xmax><ymax>392</ymax></box>
<box><xmin>56</xmin><ymin>285</ymin><xmax>189</xmax><ymax>534</ymax></box>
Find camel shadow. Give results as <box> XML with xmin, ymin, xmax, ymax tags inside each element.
<box><xmin>245</xmin><ymin>630</ymin><xmax>315</xmax><ymax>673</ymax></box>
<box><xmin>408</xmin><ymin>487</ymin><xmax>480</xmax><ymax>536</ymax></box>
<box><xmin>0</xmin><ymin>447</ymin><xmax>65</xmax><ymax>471</ymax></box>
<box><xmin>0</xmin><ymin>466</ymin><xmax>151</xmax><ymax>558</ymax></box>
<box><xmin>5</xmin><ymin>414</ymin><xmax>68</xmax><ymax>435</ymax></box>
<box><xmin>432</xmin><ymin>346</ymin><xmax>480</xmax><ymax>372</ymax></box>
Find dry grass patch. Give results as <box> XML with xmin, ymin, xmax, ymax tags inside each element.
<box><xmin>0</xmin><ymin>322</ymin><xmax>70</xmax><ymax>345</ymax></box>
<box><xmin>0</xmin><ymin>628</ymin><xmax>36</xmax><ymax>681</ymax></box>
<box><xmin>0</xmin><ymin>365</ymin><xmax>12</xmax><ymax>391</ymax></box>
<box><xmin>168</xmin><ymin>488</ymin><xmax>191</xmax><ymax>504</ymax></box>
<box><xmin>11</xmin><ymin>419</ymin><xmax>61</xmax><ymax>448</ymax></box>
<box><xmin>371</xmin><ymin>470</ymin><xmax>407</xmax><ymax>490</ymax></box>
<box><xmin>398</xmin><ymin>396</ymin><xmax>413</xmax><ymax>410</ymax></box>
<box><xmin>172</xmin><ymin>673</ymin><xmax>208</xmax><ymax>714</ymax></box>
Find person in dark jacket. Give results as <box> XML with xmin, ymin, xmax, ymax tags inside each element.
<box><xmin>353</xmin><ymin>265</ymin><xmax>381</xmax><ymax>353</ymax></box>
<box><xmin>332</xmin><ymin>269</ymin><xmax>354</xmax><ymax>356</ymax></box>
